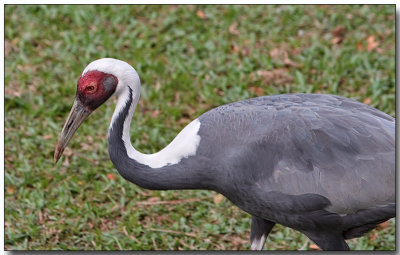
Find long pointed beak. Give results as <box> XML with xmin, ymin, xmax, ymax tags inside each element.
<box><xmin>54</xmin><ymin>99</ymin><xmax>92</xmax><ymax>163</ymax></box>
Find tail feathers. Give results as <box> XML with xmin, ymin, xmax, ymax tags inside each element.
<box><xmin>342</xmin><ymin>203</ymin><xmax>395</xmax><ymax>239</ymax></box>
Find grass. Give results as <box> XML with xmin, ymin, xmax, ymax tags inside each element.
<box><xmin>4</xmin><ymin>5</ymin><xmax>395</xmax><ymax>250</ymax></box>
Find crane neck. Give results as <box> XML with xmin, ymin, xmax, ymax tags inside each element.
<box><xmin>109</xmin><ymin>86</ymin><xmax>140</xmax><ymax>160</ymax></box>
<box><xmin>107</xmin><ymin>85</ymin><xmax>210</xmax><ymax>190</ymax></box>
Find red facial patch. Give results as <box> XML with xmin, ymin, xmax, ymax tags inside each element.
<box><xmin>76</xmin><ymin>70</ymin><xmax>118</xmax><ymax>110</ymax></box>
<box><xmin>78</xmin><ymin>70</ymin><xmax>106</xmax><ymax>95</ymax></box>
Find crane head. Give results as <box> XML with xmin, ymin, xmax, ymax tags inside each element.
<box><xmin>54</xmin><ymin>68</ymin><xmax>118</xmax><ymax>163</ymax></box>
<box><xmin>54</xmin><ymin>58</ymin><xmax>140</xmax><ymax>163</ymax></box>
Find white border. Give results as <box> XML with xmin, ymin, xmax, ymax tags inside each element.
<box><xmin>1</xmin><ymin>3</ymin><xmax>398</xmax><ymax>254</ymax></box>
<box><xmin>2</xmin><ymin>1</ymin><xmax>400</xmax><ymax>4</ymax></box>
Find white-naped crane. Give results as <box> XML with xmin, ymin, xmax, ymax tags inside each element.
<box><xmin>54</xmin><ymin>58</ymin><xmax>395</xmax><ymax>250</ymax></box>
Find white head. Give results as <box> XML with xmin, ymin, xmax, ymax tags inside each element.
<box><xmin>54</xmin><ymin>58</ymin><xmax>140</xmax><ymax>162</ymax></box>
<box><xmin>81</xmin><ymin>58</ymin><xmax>140</xmax><ymax>101</ymax></box>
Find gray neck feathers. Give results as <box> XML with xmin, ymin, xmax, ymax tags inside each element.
<box><xmin>107</xmin><ymin>87</ymin><xmax>212</xmax><ymax>190</ymax></box>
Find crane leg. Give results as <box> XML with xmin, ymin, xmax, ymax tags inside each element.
<box><xmin>250</xmin><ymin>216</ymin><xmax>275</xmax><ymax>250</ymax></box>
<box><xmin>303</xmin><ymin>232</ymin><xmax>349</xmax><ymax>251</ymax></box>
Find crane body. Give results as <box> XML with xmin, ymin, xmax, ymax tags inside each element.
<box><xmin>55</xmin><ymin>58</ymin><xmax>395</xmax><ymax>250</ymax></box>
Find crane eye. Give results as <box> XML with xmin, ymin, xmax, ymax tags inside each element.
<box><xmin>85</xmin><ymin>83</ymin><xmax>97</xmax><ymax>93</ymax></box>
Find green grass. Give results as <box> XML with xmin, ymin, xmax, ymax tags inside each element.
<box><xmin>4</xmin><ymin>5</ymin><xmax>395</xmax><ymax>250</ymax></box>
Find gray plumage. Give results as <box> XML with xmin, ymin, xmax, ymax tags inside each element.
<box><xmin>109</xmin><ymin>93</ymin><xmax>394</xmax><ymax>250</ymax></box>
<box><xmin>197</xmin><ymin>94</ymin><xmax>394</xmax><ymax>214</ymax></box>
<box><xmin>55</xmin><ymin>59</ymin><xmax>395</xmax><ymax>250</ymax></box>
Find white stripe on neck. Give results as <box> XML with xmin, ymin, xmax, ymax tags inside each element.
<box><xmin>110</xmin><ymin>86</ymin><xmax>202</xmax><ymax>169</ymax></box>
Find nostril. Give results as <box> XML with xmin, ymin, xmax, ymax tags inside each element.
<box><xmin>66</xmin><ymin>119</ymin><xmax>74</xmax><ymax>130</ymax></box>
